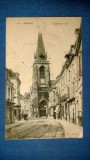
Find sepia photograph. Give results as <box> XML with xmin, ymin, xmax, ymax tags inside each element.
<box><xmin>5</xmin><ymin>17</ymin><xmax>82</xmax><ymax>139</ymax></box>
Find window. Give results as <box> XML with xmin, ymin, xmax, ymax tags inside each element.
<box><xmin>53</xmin><ymin>99</ymin><xmax>55</xmax><ymax>102</ymax></box>
<box><xmin>70</xmin><ymin>70</ymin><xmax>72</xmax><ymax>81</ymax></box>
<box><xmin>39</xmin><ymin>66</ymin><xmax>45</xmax><ymax>78</ymax></box>
<box><xmin>67</xmin><ymin>86</ymin><xmax>70</xmax><ymax>99</ymax></box>
<box><xmin>11</xmin><ymin>89</ymin><xmax>13</xmax><ymax>101</ymax></box>
<box><xmin>69</xmin><ymin>70</ymin><xmax>70</xmax><ymax>82</ymax></box>
<box><xmin>79</xmin><ymin>54</ymin><xmax>82</xmax><ymax>76</ymax></box>
<box><xmin>53</xmin><ymin>91</ymin><xmax>55</xmax><ymax>97</ymax></box>
<box><xmin>8</xmin><ymin>87</ymin><xmax>10</xmax><ymax>99</ymax></box>
<box><xmin>66</xmin><ymin>72</ymin><xmax>67</xmax><ymax>83</ymax></box>
<box><xmin>73</xmin><ymin>82</ymin><xmax>75</xmax><ymax>94</ymax></box>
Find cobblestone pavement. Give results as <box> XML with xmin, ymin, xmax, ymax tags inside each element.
<box><xmin>5</xmin><ymin>117</ymin><xmax>65</xmax><ymax>139</ymax></box>
<box><xmin>5</xmin><ymin>117</ymin><xmax>83</xmax><ymax>139</ymax></box>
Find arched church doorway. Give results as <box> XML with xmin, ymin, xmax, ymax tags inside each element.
<box><xmin>39</xmin><ymin>100</ymin><xmax>47</xmax><ymax>117</ymax></box>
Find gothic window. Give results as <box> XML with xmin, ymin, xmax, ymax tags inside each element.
<box><xmin>39</xmin><ymin>66</ymin><xmax>45</xmax><ymax>78</ymax></box>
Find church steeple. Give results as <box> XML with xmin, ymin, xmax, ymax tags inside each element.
<box><xmin>32</xmin><ymin>31</ymin><xmax>50</xmax><ymax>117</ymax></box>
<box><xmin>34</xmin><ymin>33</ymin><xmax>47</xmax><ymax>61</ymax></box>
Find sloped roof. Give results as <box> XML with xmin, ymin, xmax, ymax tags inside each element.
<box><xmin>34</xmin><ymin>33</ymin><xmax>47</xmax><ymax>61</ymax></box>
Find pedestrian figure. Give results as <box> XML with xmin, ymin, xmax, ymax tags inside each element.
<box><xmin>24</xmin><ymin>113</ymin><xmax>28</xmax><ymax>120</ymax></box>
<box><xmin>53</xmin><ymin>112</ymin><xmax>56</xmax><ymax>119</ymax></box>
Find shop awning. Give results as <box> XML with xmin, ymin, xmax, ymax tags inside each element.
<box><xmin>54</xmin><ymin>105</ymin><xmax>60</xmax><ymax>113</ymax></box>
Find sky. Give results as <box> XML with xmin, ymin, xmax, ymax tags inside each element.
<box><xmin>6</xmin><ymin>17</ymin><xmax>81</xmax><ymax>95</ymax></box>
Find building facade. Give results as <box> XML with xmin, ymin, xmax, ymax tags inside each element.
<box><xmin>49</xmin><ymin>24</ymin><xmax>82</xmax><ymax>126</ymax></box>
<box><xmin>20</xmin><ymin>94</ymin><xmax>25</xmax><ymax>117</ymax></box>
<box><xmin>32</xmin><ymin>33</ymin><xmax>50</xmax><ymax>117</ymax></box>
<box><xmin>9</xmin><ymin>70</ymin><xmax>21</xmax><ymax>121</ymax></box>
<box><xmin>21</xmin><ymin>92</ymin><xmax>33</xmax><ymax>117</ymax></box>
<box><xmin>48</xmin><ymin>80</ymin><xmax>56</xmax><ymax>117</ymax></box>
<box><xmin>6</xmin><ymin>69</ymin><xmax>15</xmax><ymax>124</ymax></box>
<box><xmin>63</xmin><ymin>25</ymin><xmax>82</xmax><ymax>126</ymax></box>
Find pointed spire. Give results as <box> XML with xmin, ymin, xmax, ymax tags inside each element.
<box><xmin>38</xmin><ymin>25</ymin><xmax>41</xmax><ymax>34</ymax></box>
<box><xmin>35</xmin><ymin>33</ymin><xmax>47</xmax><ymax>61</ymax></box>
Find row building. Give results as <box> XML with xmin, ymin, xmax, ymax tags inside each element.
<box><xmin>6</xmin><ymin>69</ymin><xmax>21</xmax><ymax>124</ymax></box>
<box><xmin>49</xmin><ymin>24</ymin><xmax>82</xmax><ymax>126</ymax></box>
<box><xmin>20</xmin><ymin>91</ymin><xmax>33</xmax><ymax>118</ymax></box>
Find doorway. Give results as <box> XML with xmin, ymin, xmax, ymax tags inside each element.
<box><xmin>39</xmin><ymin>100</ymin><xmax>47</xmax><ymax>117</ymax></box>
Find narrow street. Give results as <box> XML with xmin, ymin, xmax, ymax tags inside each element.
<box><xmin>5</xmin><ymin>117</ymin><xmax>65</xmax><ymax>139</ymax></box>
<box><xmin>6</xmin><ymin>18</ymin><xmax>82</xmax><ymax>140</ymax></box>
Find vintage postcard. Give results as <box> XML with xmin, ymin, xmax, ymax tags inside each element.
<box><xmin>5</xmin><ymin>17</ymin><xmax>83</xmax><ymax>139</ymax></box>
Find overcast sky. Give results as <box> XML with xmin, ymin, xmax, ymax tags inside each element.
<box><xmin>6</xmin><ymin>17</ymin><xmax>81</xmax><ymax>95</ymax></box>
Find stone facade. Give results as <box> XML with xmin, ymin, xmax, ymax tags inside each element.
<box><xmin>6</xmin><ymin>69</ymin><xmax>15</xmax><ymax>124</ymax></box>
<box><xmin>21</xmin><ymin>92</ymin><xmax>33</xmax><ymax>117</ymax></box>
<box><xmin>9</xmin><ymin>70</ymin><xmax>21</xmax><ymax>121</ymax></box>
<box><xmin>32</xmin><ymin>33</ymin><xmax>50</xmax><ymax>117</ymax></box>
<box><xmin>48</xmin><ymin>80</ymin><xmax>56</xmax><ymax>117</ymax></box>
<box><xmin>49</xmin><ymin>23</ymin><xmax>82</xmax><ymax>126</ymax></box>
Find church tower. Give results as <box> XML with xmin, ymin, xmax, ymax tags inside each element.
<box><xmin>32</xmin><ymin>33</ymin><xmax>50</xmax><ymax>117</ymax></box>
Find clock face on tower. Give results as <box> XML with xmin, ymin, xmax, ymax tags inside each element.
<box><xmin>41</xmin><ymin>78</ymin><xmax>45</xmax><ymax>84</ymax></box>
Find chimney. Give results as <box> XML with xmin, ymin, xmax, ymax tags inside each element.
<box><xmin>15</xmin><ymin>72</ymin><xmax>20</xmax><ymax>77</ymax></box>
<box><xmin>70</xmin><ymin>45</ymin><xmax>75</xmax><ymax>54</ymax></box>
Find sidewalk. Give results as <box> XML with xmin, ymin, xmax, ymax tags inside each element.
<box><xmin>57</xmin><ymin>119</ymin><xmax>83</xmax><ymax>138</ymax></box>
<box><xmin>48</xmin><ymin>116</ymin><xmax>83</xmax><ymax>138</ymax></box>
<box><xmin>5</xmin><ymin>119</ymin><xmax>25</xmax><ymax>130</ymax></box>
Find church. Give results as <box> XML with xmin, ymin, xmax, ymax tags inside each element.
<box><xmin>32</xmin><ymin>32</ymin><xmax>50</xmax><ymax>117</ymax></box>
